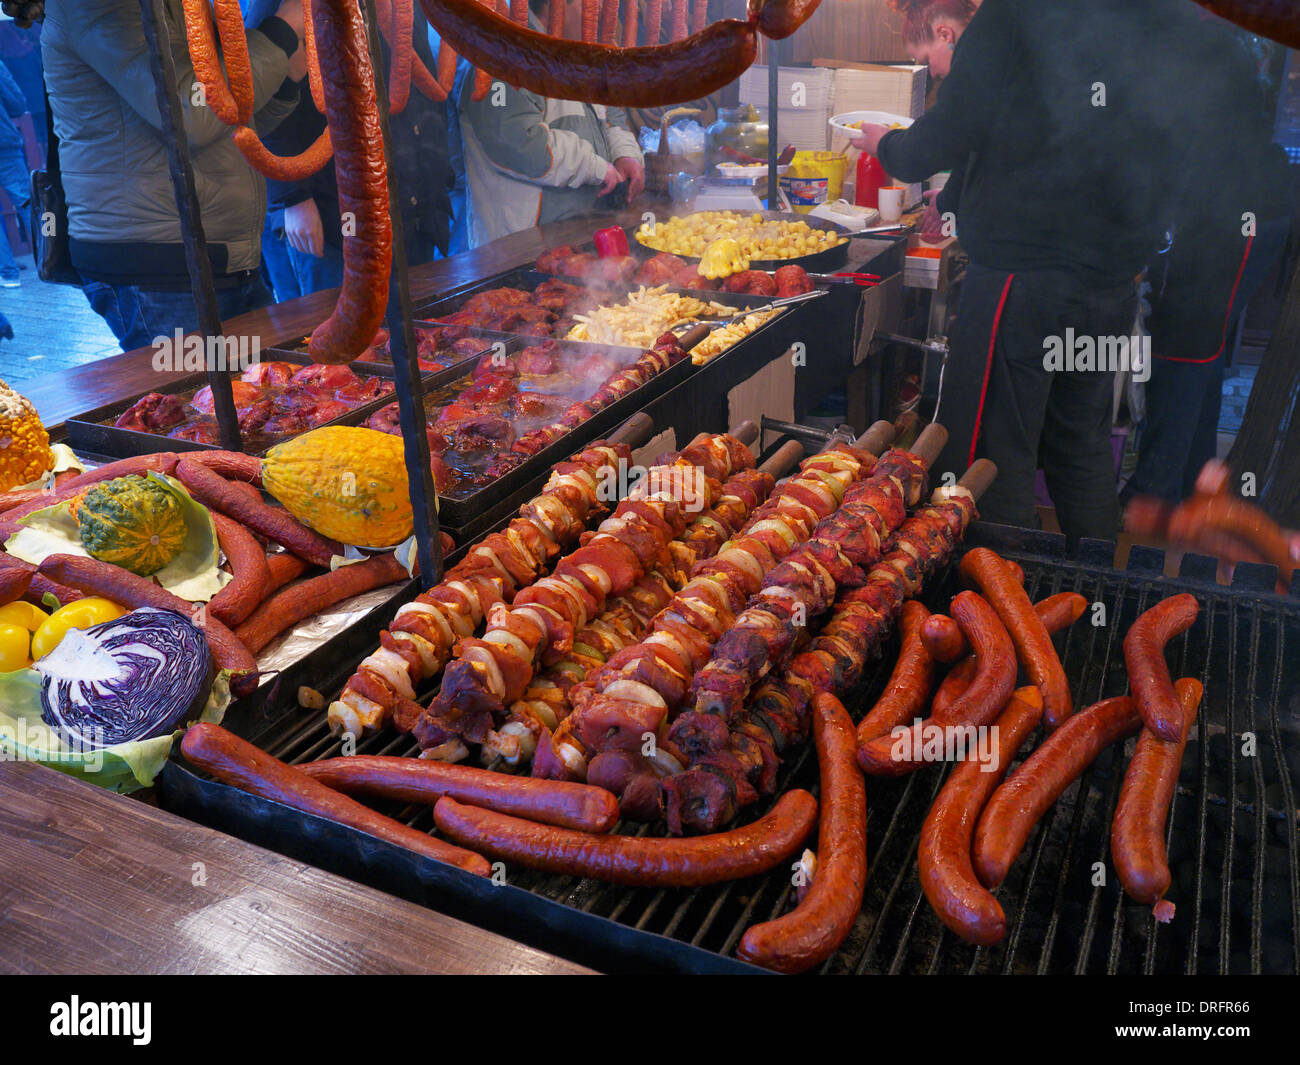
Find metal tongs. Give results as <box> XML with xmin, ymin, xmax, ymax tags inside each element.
<box><xmin>700</xmin><ymin>288</ymin><xmax>829</xmax><ymax>329</ymax></box>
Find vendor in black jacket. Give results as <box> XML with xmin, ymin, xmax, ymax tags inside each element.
<box><xmin>1123</xmin><ymin>19</ymin><xmax>1293</xmax><ymax>504</ymax></box>
<box><xmin>258</xmin><ymin>3</ymin><xmax>454</xmax><ymax>297</ymax></box>
<box><xmin>854</xmin><ymin>0</ymin><xmax>1201</xmax><ymax>545</ymax></box>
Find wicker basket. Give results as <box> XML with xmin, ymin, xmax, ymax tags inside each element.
<box><xmin>644</xmin><ymin>107</ymin><xmax>706</xmax><ymax>197</ymax></box>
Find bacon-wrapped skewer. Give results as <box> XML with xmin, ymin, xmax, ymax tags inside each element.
<box><xmin>538</xmin><ymin>424</ymin><xmax>897</xmax><ymax>816</ymax></box>
<box><xmin>411</xmin><ymin>432</ymin><xmax>759</xmax><ymax>757</ymax></box>
<box><xmin>499</xmin><ymin>464</ymin><xmax>779</xmax><ymax>769</ymax></box>
<box><xmin>667</xmin><ymin>470</ymin><xmax>985</xmax><ymax>834</ymax></box>
<box><xmin>326</xmin><ymin>439</ymin><xmax>633</xmax><ymax>739</ymax></box>
<box><xmin>651</xmin><ymin>435</ymin><xmax>942</xmax><ymax>834</ymax></box>
<box><xmin>684</xmin><ymin>439</ymin><xmax>936</xmax><ymax>726</ymax></box>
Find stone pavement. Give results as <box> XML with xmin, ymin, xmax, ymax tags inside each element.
<box><xmin>0</xmin><ymin>251</ymin><xmax>119</xmax><ymax>392</ymax></box>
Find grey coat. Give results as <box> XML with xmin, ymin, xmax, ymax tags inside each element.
<box><xmin>41</xmin><ymin>0</ymin><xmax>297</xmax><ymax>282</ymax></box>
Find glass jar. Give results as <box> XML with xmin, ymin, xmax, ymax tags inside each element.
<box><xmin>705</xmin><ymin>104</ymin><xmax>769</xmax><ymax>175</ymax></box>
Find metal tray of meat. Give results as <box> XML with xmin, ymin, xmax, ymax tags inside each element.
<box><xmin>416</xmin><ymin>285</ymin><xmax>816</xmax><ymax>529</ymax></box>
<box><xmin>632</xmin><ymin>210</ymin><xmax>855</xmax><ymax>273</ymax></box>
<box><xmin>265</xmin><ymin>319</ymin><xmax>502</xmax><ymax>377</ymax></box>
<box><xmin>417</xmin><ymin>267</ymin><xmax>633</xmax><ymax>334</ymax></box>
<box><xmin>156</xmin><ymin>519</ymin><xmax>1300</xmax><ymax>975</ymax></box>
<box><xmin>376</xmin><ymin>332</ymin><xmax>690</xmax><ymax>530</ymax></box>
<box><xmin>63</xmin><ymin>352</ymin><xmax>404</xmax><ymax>460</ymax></box>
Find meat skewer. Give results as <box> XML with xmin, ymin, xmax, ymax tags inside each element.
<box><xmin>668</xmin><ymin>452</ymin><xmax>993</xmax><ymax>834</ymax></box>
<box><xmin>550</xmin><ymin>424</ymin><xmax>899</xmax><ymax>821</ymax></box>
<box><xmin>327</xmin><ymin>437</ymin><xmax>636</xmax><ymax>738</ymax></box>
<box><xmin>685</xmin><ymin>424</ymin><xmax>947</xmax><ymax>731</ymax></box>
<box><xmin>496</xmin><ymin>461</ymin><xmax>782</xmax><ymax>770</ymax></box>
<box><xmin>411</xmin><ymin>432</ymin><xmax>759</xmax><ymax>756</ymax></box>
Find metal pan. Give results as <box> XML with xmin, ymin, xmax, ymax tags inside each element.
<box><xmin>633</xmin><ymin>210</ymin><xmax>854</xmax><ymax>273</ymax></box>
<box><xmin>64</xmin><ymin>352</ymin><xmax>404</xmax><ymax>460</ymax></box>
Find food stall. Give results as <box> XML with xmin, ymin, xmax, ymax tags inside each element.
<box><xmin>0</xmin><ymin>0</ymin><xmax>1297</xmax><ymax>985</ymax></box>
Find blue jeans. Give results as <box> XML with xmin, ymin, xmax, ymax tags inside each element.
<box><xmin>0</xmin><ymin>139</ymin><xmax>31</xmax><ymax>280</ymax></box>
<box><xmin>260</xmin><ymin>213</ymin><xmax>301</xmax><ymax>303</ymax></box>
<box><xmin>286</xmin><ymin>241</ymin><xmax>345</xmax><ymax>294</ymax></box>
<box><xmin>283</xmin><ymin>230</ymin><xmax>443</xmax><ymax>296</ymax></box>
<box><xmin>80</xmin><ymin>274</ymin><xmax>274</xmax><ymax>353</ymax></box>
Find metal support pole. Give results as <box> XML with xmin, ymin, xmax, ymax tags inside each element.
<box><xmin>138</xmin><ymin>0</ymin><xmax>242</xmax><ymax>452</ymax></box>
<box><xmin>360</xmin><ymin>0</ymin><xmax>443</xmax><ymax>588</ymax></box>
<box><xmin>766</xmin><ymin>36</ymin><xmax>779</xmax><ymax>209</ymax></box>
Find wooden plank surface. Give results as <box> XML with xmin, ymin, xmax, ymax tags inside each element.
<box><xmin>0</xmin><ymin>762</ymin><xmax>594</xmax><ymax>975</ymax></box>
<box><xmin>28</xmin><ymin>206</ymin><xmax>663</xmax><ymax>433</ymax></box>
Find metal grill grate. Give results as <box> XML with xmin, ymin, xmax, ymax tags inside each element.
<box><xmin>166</xmin><ymin>526</ymin><xmax>1300</xmax><ymax>974</ymax></box>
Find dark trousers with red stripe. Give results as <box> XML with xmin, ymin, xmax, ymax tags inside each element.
<box><xmin>1125</xmin><ymin>215</ymin><xmax>1289</xmax><ymax>503</ymax></box>
<box><xmin>934</xmin><ymin>263</ymin><xmax>1137</xmax><ymax>546</ymax></box>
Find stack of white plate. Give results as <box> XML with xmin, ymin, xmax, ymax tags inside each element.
<box><xmin>739</xmin><ymin>66</ymin><xmax>835</xmax><ymax>152</ymax></box>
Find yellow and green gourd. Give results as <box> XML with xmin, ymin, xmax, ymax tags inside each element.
<box><xmin>262</xmin><ymin>426</ymin><xmax>413</xmax><ymax>547</ymax></box>
<box><xmin>76</xmin><ymin>475</ymin><xmax>187</xmax><ymax>576</ymax></box>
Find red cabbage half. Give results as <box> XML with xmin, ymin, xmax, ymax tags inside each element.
<box><xmin>33</xmin><ymin>607</ymin><xmax>213</xmax><ymax>749</ymax></box>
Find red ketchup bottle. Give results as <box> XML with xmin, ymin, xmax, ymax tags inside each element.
<box><xmin>855</xmin><ymin>153</ymin><xmax>888</xmax><ymax>209</ymax></box>
<box><xmin>593</xmin><ymin>226</ymin><xmax>630</xmax><ymax>258</ymax></box>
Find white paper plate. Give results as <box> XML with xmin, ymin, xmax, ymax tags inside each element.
<box><xmin>828</xmin><ymin>110</ymin><xmax>915</xmax><ymax>138</ymax></box>
<box><xmin>714</xmin><ymin>162</ymin><xmax>791</xmax><ymax>180</ymax></box>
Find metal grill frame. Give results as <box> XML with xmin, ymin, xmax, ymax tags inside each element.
<box><xmin>157</xmin><ymin>522</ymin><xmax>1300</xmax><ymax>975</ymax></box>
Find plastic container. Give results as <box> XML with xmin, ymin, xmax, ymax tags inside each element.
<box><xmin>705</xmin><ymin>105</ymin><xmax>769</xmax><ymax>174</ymax></box>
<box><xmin>856</xmin><ymin>153</ymin><xmax>889</xmax><ymax>209</ymax></box>
<box><xmin>778</xmin><ymin>151</ymin><xmax>848</xmax><ymax>214</ymax></box>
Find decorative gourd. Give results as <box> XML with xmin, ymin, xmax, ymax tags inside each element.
<box><xmin>76</xmin><ymin>476</ymin><xmax>187</xmax><ymax>576</ymax></box>
<box><xmin>0</xmin><ymin>379</ymin><xmax>54</xmax><ymax>493</ymax></box>
<box><xmin>262</xmin><ymin>426</ymin><xmax>413</xmax><ymax>547</ymax></box>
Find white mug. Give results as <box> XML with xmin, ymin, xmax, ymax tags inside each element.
<box><xmin>878</xmin><ymin>186</ymin><xmax>905</xmax><ymax>224</ymax></box>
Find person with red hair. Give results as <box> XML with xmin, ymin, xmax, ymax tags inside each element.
<box><xmin>891</xmin><ymin>0</ymin><xmax>978</xmax><ymax>79</ymax></box>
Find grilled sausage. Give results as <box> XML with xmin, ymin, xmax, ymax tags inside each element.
<box><xmin>737</xmin><ymin>693</ymin><xmax>866</xmax><ymax>972</ymax></box>
<box><xmin>181</xmin><ymin>449</ymin><xmax>263</xmax><ymax>486</ymax></box>
<box><xmin>433</xmin><ymin>789</ymin><xmax>817</xmax><ymax>886</ymax></box>
<box><xmin>973</xmin><ymin>695</ymin><xmax>1142</xmax><ymax>889</ymax></box>
<box><xmin>176</xmin><ymin>458</ymin><xmax>342</xmax><ymax>567</ymax></box>
<box><xmin>932</xmin><ymin>590</ymin><xmax>1016</xmax><ymax>728</ymax></box>
<box><xmin>418</xmin><ymin>0</ymin><xmax>758</xmax><ymax>106</ymax></box>
<box><xmin>208</xmin><ymin>513</ymin><xmax>273</xmax><ymax>627</ymax></box>
<box><xmin>181</xmin><ymin>724</ymin><xmax>490</xmax><ymax>875</ymax></box>
<box><xmin>920</xmin><ymin>612</ymin><xmax>966</xmax><ymax>664</ymax></box>
<box><xmin>932</xmin><ymin>592</ymin><xmax>1086</xmax><ymax>716</ymax></box>
<box><xmin>750</xmin><ymin>0</ymin><xmax>824</xmax><ymax>39</ymax></box>
<box><xmin>234</xmin><ymin>552</ymin><xmax>409</xmax><ymax>654</ymax></box>
<box><xmin>0</xmin><ymin>553</ymin><xmax>34</xmax><ymax>606</ymax></box>
<box><xmin>856</xmin><ymin>600</ymin><xmax>939</xmax><ymax>744</ymax></box>
<box><xmin>1122</xmin><ymin>593</ymin><xmax>1200</xmax><ymax>742</ymax></box>
<box><xmin>1111</xmin><ymin>677</ymin><xmax>1203</xmax><ymax>916</ymax></box>
<box><xmin>918</xmin><ymin>686</ymin><xmax>1042</xmax><ymax>946</ymax></box>
<box><xmin>182</xmin><ymin>0</ymin><xmax>252</xmax><ymax>125</ymax></box>
<box><xmin>301</xmin><ymin>754</ymin><xmax>620</xmax><ymax>832</ymax></box>
<box><xmin>308</xmin><ymin>0</ymin><xmax>394</xmax><ymax>363</ymax></box>
<box><xmin>960</xmin><ymin>548</ymin><xmax>1072</xmax><ymax>730</ymax></box>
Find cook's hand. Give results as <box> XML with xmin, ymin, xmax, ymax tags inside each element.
<box><xmin>614</xmin><ymin>156</ymin><xmax>645</xmax><ymax>200</ymax></box>
<box><xmin>284</xmin><ymin>198</ymin><xmax>325</xmax><ymax>258</ymax></box>
<box><xmin>919</xmin><ymin>190</ymin><xmax>946</xmax><ymax>243</ymax></box>
<box><xmin>850</xmin><ymin>122</ymin><xmax>891</xmax><ymax>157</ymax></box>
<box><xmin>598</xmin><ymin>163</ymin><xmax>622</xmax><ymax>196</ymax></box>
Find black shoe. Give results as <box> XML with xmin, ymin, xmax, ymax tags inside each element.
<box><xmin>0</xmin><ymin>313</ymin><xmax>14</xmax><ymax>340</ymax></box>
